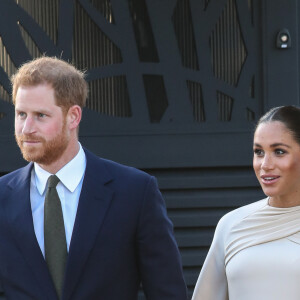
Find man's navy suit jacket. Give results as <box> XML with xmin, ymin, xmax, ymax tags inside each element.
<box><xmin>0</xmin><ymin>148</ymin><xmax>188</xmax><ymax>300</ymax></box>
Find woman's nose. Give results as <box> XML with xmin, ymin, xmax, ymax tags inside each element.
<box><xmin>261</xmin><ymin>154</ymin><xmax>274</xmax><ymax>170</ymax></box>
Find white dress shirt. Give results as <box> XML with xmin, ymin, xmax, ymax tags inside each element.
<box><xmin>30</xmin><ymin>143</ymin><xmax>86</xmax><ymax>256</ymax></box>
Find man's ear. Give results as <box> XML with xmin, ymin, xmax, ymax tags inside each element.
<box><xmin>67</xmin><ymin>105</ymin><xmax>82</xmax><ymax>130</ymax></box>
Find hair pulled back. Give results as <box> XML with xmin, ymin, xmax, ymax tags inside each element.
<box><xmin>256</xmin><ymin>106</ymin><xmax>300</xmax><ymax>145</ymax></box>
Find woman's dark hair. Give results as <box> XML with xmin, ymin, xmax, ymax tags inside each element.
<box><xmin>256</xmin><ymin>105</ymin><xmax>300</xmax><ymax>145</ymax></box>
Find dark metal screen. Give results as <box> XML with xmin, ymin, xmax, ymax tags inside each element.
<box><xmin>0</xmin><ymin>0</ymin><xmax>266</xmax><ymax>298</ymax></box>
<box><xmin>0</xmin><ymin>0</ymin><xmax>261</xmax><ymax>129</ymax></box>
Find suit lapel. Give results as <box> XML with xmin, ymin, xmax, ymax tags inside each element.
<box><xmin>6</xmin><ymin>163</ymin><xmax>58</xmax><ymax>300</ymax></box>
<box><xmin>63</xmin><ymin>150</ymin><xmax>114</xmax><ymax>300</ymax></box>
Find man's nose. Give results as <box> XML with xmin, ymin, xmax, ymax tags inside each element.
<box><xmin>22</xmin><ymin>117</ymin><xmax>36</xmax><ymax>135</ymax></box>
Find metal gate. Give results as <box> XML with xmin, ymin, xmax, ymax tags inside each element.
<box><xmin>0</xmin><ymin>0</ymin><xmax>299</xmax><ymax>298</ymax></box>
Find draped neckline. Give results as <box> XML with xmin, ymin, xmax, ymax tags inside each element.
<box><xmin>225</xmin><ymin>198</ymin><xmax>300</xmax><ymax>266</ymax></box>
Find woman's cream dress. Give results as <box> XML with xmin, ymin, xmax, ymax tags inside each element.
<box><xmin>192</xmin><ymin>198</ymin><xmax>300</xmax><ymax>300</ymax></box>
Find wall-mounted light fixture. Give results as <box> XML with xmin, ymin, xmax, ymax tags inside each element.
<box><xmin>276</xmin><ymin>29</ymin><xmax>291</xmax><ymax>49</ymax></box>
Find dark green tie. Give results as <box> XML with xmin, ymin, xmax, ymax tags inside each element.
<box><xmin>44</xmin><ymin>175</ymin><xmax>67</xmax><ymax>299</ymax></box>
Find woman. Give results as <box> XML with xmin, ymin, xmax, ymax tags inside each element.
<box><xmin>192</xmin><ymin>106</ymin><xmax>300</xmax><ymax>300</ymax></box>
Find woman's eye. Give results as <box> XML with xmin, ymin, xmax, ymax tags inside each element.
<box><xmin>254</xmin><ymin>149</ymin><xmax>264</xmax><ymax>156</ymax></box>
<box><xmin>275</xmin><ymin>149</ymin><xmax>285</xmax><ymax>155</ymax></box>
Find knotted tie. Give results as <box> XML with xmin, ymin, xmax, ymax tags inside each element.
<box><xmin>44</xmin><ymin>175</ymin><xmax>67</xmax><ymax>299</ymax></box>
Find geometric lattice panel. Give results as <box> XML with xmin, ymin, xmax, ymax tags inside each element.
<box><xmin>90</xmin><ymin>0</ymin><xmax>115</xmax><ymax>24</ymax></box>
<box><xmin>0</xmin><ymin>85</ymin><xmax>10</xmax><ymax>103</ymax></box>
<box><xmin>210</xmin><ymin>0</ymin><xmax>247</xmax><ymax>86</ymax></box>
<box><xmin>88</xmin><ymin>76</ymin><xmax>131</xmax><ymax>117</ymax></box>
<box><xmin>129</xmin><ymin>0</ymin><xmax>159</xmax><ymax>62</ymax></box>
<box><xmin>172</xmin><ymin>0</ymin><xmax>199</xmax><ymax>70</ymax></box>
<box><xmin>73</xmin><ymin>1</ymin><xmax>122</xmax><ymax>70</ymax></box>
<box><xmin>217</xmin><ymin>91</ymin><xmax>234</xmax><ymax>121</ymax></box>
<box><xmin>187</xmin><ymin>80</ymin><xmax>205</xmax><ymax>122</ymax></box>
<box><xmin>143</xmin><ymin>75</ymin><xmax>168</xmax><ymax>123</ymax></box>
<box><xmin>16</xmin><ymin>0</ymin><xmax>59</xmax><ymax>43</ymax></box>
<box><xmin>18</xmin><ymin>23</ymin><xmax>41</xmax><ymax>59</ymax></box>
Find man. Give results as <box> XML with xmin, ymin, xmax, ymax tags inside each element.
<box><xmin>0</xmin><ymin>57</ymin><xmax>188</xmax><ymax>300</ymax></box>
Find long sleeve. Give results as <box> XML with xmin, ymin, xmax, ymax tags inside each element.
<box><xmin>137</xmin><ymin>176</ymin><xmax>188</xmax><ymax>299</ymax></box>
<box><xmin>192</xmin><ymin>218</ymin><xmax>229</xmax><ymax>300</ymax></box>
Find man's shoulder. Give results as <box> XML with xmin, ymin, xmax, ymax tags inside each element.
<box><xmin>0</xmin><ymin>164</ymin><xmax>32</xmax><ymax>186</ymax></box>
<box><xmin>101</xmin><ymin>157</ymin><xmax>149</xmax><ymax>178</ymax></box>
<box><xmin>84</xmin><ymin>149</ymin><xmax>154</xmax><ymax>194</ymax></box>
<box><xmin>84</xmin><ymin>148</ymin><xmax>151</xmax><ymax>180</ymax></box>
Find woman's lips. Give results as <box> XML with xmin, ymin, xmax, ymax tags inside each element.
<box><xmin>260</xmin><ymin>175</ymin><xmax>280</xmax><ymax>185</ymax></box>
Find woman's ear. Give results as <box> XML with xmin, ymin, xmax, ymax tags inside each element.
<box><xmin>67</xmin><ymin>105</ymin><xmax>82</xmax><ymax>130</ymax></box>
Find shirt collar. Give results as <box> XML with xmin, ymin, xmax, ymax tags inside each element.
<box><xmin>34</xmin><ymin>143</ymin><xmax>86</xmax><ymax>195</ymax></box>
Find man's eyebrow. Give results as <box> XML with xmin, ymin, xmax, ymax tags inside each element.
<box><xmin>15</xmin><ymin>108</ymin><xmax>51</xmax><ymax>114</ymax></box>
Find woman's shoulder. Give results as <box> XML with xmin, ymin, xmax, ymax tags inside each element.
<box><xmin>216</xmin><ymin>198</ymin><xmax>268</xmax><ymax>235</ymax></box>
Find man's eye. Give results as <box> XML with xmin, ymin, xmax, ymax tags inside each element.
<box><xmin>17</xmin><ymin>112</ymin><xmax>26</xmax><ymax>118</ymax></box>
<box><xmin>38</xmin><ymin>113</ymin><xmax>46</xmax><ymax>118</ymax></box>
